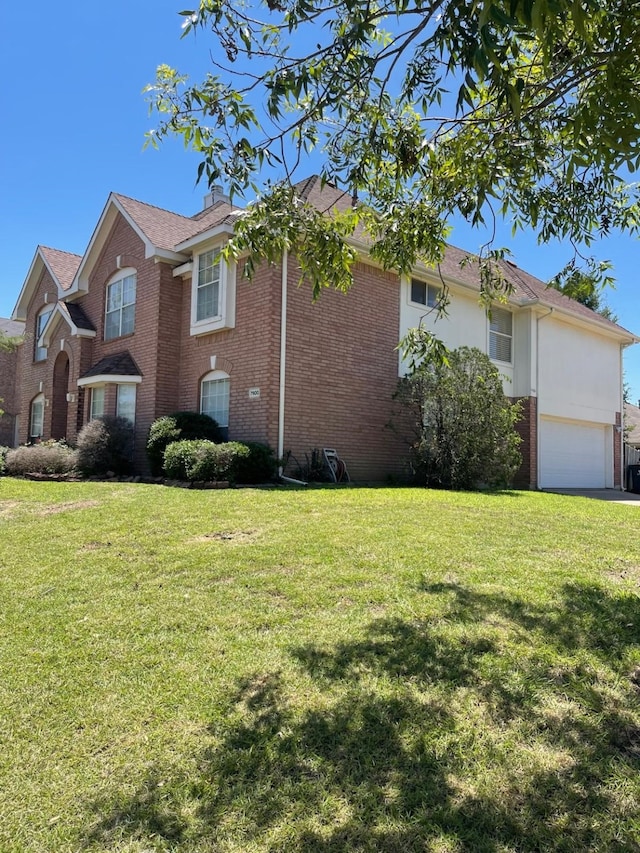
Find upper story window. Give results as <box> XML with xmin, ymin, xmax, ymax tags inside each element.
<box><xmin>34</xmin><ymin>306</ymin><xmax>53</xmax><ymax>361</ymax></box>
<box><xmin>105</xmin><ymin>271</ymin><xmax>136</xmax><ymax>340</ymax></box>
<box><xmin>410</xmin><ymin>278</ymin><xmax>441</xmax><ymax>309</ymax></box>
<box><xmin>489</xmin><ymin>307</ymin><xmax>513</xmax><ymax>363</ymax></box>
<box><xmin>196</xmin><ymin>249</ymin><xmax>221</xmax><ymax>322</ymax></box>
<box><xmin>189</xmin><ymin>246</ymin><xmax>235</xmax><ymax>336</ymax></box>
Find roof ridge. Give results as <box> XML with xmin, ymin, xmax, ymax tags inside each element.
<box><xmin>112</xmin><ymin>192</ymin><xmax>194</xmax><ymax>222</ymax></box>
<box><xmin>39</xmin><ymin>245</ymin><xmax>83</xmax><ymax>259</ymax></box>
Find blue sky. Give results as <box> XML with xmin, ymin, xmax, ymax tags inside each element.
<box><xmin>1</xmin><ymin>2</ymin><xmax>639</xmax><ymax>403</ymax></box>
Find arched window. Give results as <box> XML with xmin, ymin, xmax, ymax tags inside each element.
<box><xmin>30</xmin><ymin>393</ymin><xmax>45</xmax><ymax>441</ymax></box>
<box><xmin>35</xmin><ymin>306</ymin><xmax>53</xmax><ymax>361</ymax></box>
<box><xmin>200</xmin><ymin>370</ymin><xmax>230</xmax><ymax>437</ymax></box>
<box><xmin>105</xmin><ymin>269</ymin><xmax>136</xmax><ymax>340</ymax></box>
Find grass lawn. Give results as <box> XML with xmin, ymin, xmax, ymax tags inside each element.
<box><xmin>0</xmin><ymin>479</ymin><xmax>639</xmax><ymax>852</ymax></box>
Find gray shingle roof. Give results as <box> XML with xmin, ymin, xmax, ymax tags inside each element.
<box><xmin>80</xmin><ymin>351</ymin><xmax>141</xmax><ymax>379</ymax></box>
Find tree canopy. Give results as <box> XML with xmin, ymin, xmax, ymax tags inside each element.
<box><xmin>146</xmin><ymin>0</ymin><xmax>640</xmax><ymax>300</ymax></box>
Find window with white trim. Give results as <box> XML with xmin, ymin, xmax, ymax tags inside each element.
<box><xmin>116</xmin><ymin>385</ymin><xmax>136</xmax><ymax>425</ymax></box>
<box><xmin>105</xmin><ymin>271</ymin><xmax>136</xmax><ymax>340</ymax></box>
<box><xmin>489</xmin><ymin>307</ymin><xmax>512</xmax><ymax>363</ymax></box>
<box><xmin>35</xmin><ymin>306</ymin><xmax>53</xmax><ymax>361</ymax></box>
<box><xmin>30</xmin><ymin>394</ymin><xmax>44</xmax><ymax>440</ymax></box>
<box><xmin>189</xmin><ymin>247</ymin><xmax>235</xmax><ymax>336</ymax></box>
<box><xmin>200</xmin><ymin>371</ymin><xmax>230</xmax><ymax>437</ymax></box>
<box><xmin>196</xmin><ymin>249</ymin><xmax>222</xmax><ymax>322</ymax></box>
<box><xmin>410</xmin><ymin>278</ymin><xmax>441</xmax><ymax>309</ymax></box>
<box><xmin>90</xmin><ymin>386</ymin><xmax>105</xmax><ymax>421</ymax></box>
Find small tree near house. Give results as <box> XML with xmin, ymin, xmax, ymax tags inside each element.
<box><xmin>395</xmin><ymin>344</ymin><xmax>522</xmax><ymax>490</ymax></box>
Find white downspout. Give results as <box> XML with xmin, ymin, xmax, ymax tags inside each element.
<box><xmin>276</xmin><ymin>250</ymin><xmax>307</xmax><ymax>485</ymax></box>
<box><xmin>620</xmin><ymin>342</ymin><xmax>630</xmax><ymax>490</ymax></box>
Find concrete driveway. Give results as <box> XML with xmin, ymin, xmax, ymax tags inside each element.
<box><xmin>545</xmin><ymin>489</ymin><xmax>640</xmax><ymax>505</ymax></box>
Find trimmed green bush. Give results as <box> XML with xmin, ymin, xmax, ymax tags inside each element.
<box><xmin>232</xmin><ymin>441</ymin><xmax>278</xmax><ymax>483</ymax></box>
<box><xmin>76</xmin><ymin>416</ymin><xmax>134</xmax><ymax>476</ymax></box>
<box><xmin>146</xmin><ymin>416</ymin><xmax>182</xmax><ymax>476</ymax></box>
<box><xmin>146</xmin><ymin>412</ymin><xmax>223</xmax><ymax>476</ymax></box>
<box><xmin>5</xmin><ymin>441</ymin><xmax>77</xmax><ymax>476</ymax></box>
<box><xmin>163</xmin><ymin>440</ymin><xmax>249</xmax><ymax>483</ymax></box>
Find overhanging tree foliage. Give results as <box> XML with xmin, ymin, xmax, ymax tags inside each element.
<box><xmin>146</xmin><ymin>0</ymin><xmax>640</xmax><ymax>301</ymax></box>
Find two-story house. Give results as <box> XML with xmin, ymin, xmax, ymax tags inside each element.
<box><xmin>10</xmin><ymin>176</ymin><xmax>637</xmax><ymax>487</ymax></box>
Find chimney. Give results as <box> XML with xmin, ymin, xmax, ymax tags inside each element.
<box><xmin>203</xmin><ymin>184</ymin><xmax>230</xmax><ymax>208</ymax></box>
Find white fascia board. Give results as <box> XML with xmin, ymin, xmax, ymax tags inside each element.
<box><xmin>173</xmin><ymin>261</ymin><xmax>194</xmax><ymax>279</ymax></box>
<box><xmin>11</xmin><ymin>250</ymin><xmax>48</xmax><ymax>321</ymax></box>
<box><xmin>77</xmin><ymin>374</ymin><xmax>142</xmax><ymax>388</ymax></box>
<box><xmin>150</xmin><ymin>249</ymin><xmax>189</xmax><ymax>264</ymax></box>
<box><xmin>531</xmin><ymin>299</ymin><xmax>639</xmax><ymax>344</ymax></box>
<box><xmin>39</xmin><ymin>303</ymin><xmax>97</xmax><ymax>347</ymax></box>
<box><xmin>174</xmin><ymin>222</ymin><xmax>236</xmax><ymax>253</ymax></box>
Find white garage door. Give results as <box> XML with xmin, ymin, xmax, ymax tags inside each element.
<box><xmin>539</xmin><ymin>418</ymin><xmax>608</xmax><ymax>488</ymax></box>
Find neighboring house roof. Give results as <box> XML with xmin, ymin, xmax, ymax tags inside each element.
<box><xmin>0</xmin><ymin>317</ymin><xmax>25</xmax><ymax>338</ymax></box>
<box><xmin>625</xmin><ymin>403</ymin><xmax>640</xmax><ymax>446</ymax></box>
<box><xmin>80</xmin><ymin>351</ymin><xmax>142</xmax><ymax>380</ymax></box>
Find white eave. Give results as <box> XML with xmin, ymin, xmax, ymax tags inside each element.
<box><xmin>77</xmin><ymin>373</ymin><xmax>142</xmax><ymax>387</ymax></box>
<box><xmin>39</xmin><ymin>302</ymin><xmax>97</xmax><ymax>348</ymax></box>
<box><xmin>11</xmin><ymin>249</ymin><xmax>67</xmax><ymax>321</ymax></box>
<box><xmin>174</xmin><ymin>222</ymin><xmax>236</xmax><ymax>253</ymax></box>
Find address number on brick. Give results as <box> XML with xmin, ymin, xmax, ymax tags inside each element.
<box><xmin>248</xmin><ymin>388</ymin><xmax>261</xmax><ymax>400</ymax></box>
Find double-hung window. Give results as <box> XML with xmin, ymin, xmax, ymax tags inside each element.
<box><xmin>200</xmin><ymin>371</ymin><xmax>230</xmax><ymax>438</ymax></box>
<box><xmin>196</xmin><ymin>249</ymin><xmax>222</xmax><ymax>322</ymax></box>
<box><xmin>489</xmin><ymin>307</ymin><xmax>513</xmax><ymax>363</ymax></box>
<box><xmin>105</xmin><ymin>272</ymin><xmax>136</xmax><ymax>340</ymax></box>
<box><xmin>30</xmin><ymin>394</ymin><xmax>44</xmax><ymax>440</ymax></box>
<box><xmin>116</xmin><ymin>385</ymin><xmax>136</xmax><ymax>425</ymax></box>
<box><xmin>90</xmin><ymin>387</ymin><xmax>105</xmax><ymax>420</ymax></box>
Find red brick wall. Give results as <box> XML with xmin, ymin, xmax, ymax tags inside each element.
<box><xmin>0</xmin><ymin>342</ymin><xmax>21</xmax><ymax>446</ymax></box>
<box><xmin>512</xmin><ymin>396</ymin><xmax>537</xmax><ymax>489</ymax></box>
<box><xmin>281</xmin><ymin>259</ymin><xmax>407</xmax><ymax>481</ymax></box>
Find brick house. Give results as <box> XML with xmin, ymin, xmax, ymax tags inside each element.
<box><xmin>0</xmin><ymin>318</ymin><xmax>24</xmax><ymax>447</ymax></box>
<box><xmin>10</xmin><ymin>176</ymin><xmax>637</xmax><ymax>486</ymax></box>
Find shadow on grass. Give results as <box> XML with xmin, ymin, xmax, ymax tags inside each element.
<box><xmin>83</xmin><ymin>582</ymin><xmax>640</xmax><ymax>851</ymax></box>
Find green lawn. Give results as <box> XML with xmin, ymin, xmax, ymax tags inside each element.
<box><xmin>0</xmin><ymin>479</ymin><xmax>639</xmax><ymax>852</ymax></box>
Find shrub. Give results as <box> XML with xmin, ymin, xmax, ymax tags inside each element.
<box><xmin>0</xmin><ymin>445</ymin><xmax>10</xmax><ymax>475</ymax></box>
<box><xmin>232</xmin><ymin>441</ymin><xmax>278</xmax><ymax>483</ymax></box>
<box><xmin>5</xmin><ymin>441</ymin><xmax>77</xmax><ymax>476</ymax></box>
<box><xmin>76</xmin><ymin>416</ymin><xmax>134</xmax><ymax>476</ymax></box>
<box><xmin>163</xmin><ymin>439</ymin><xmax>249</xmax><ymax>483</ymax></box>
<box><xmin>146</xmin><ymin>416</ymin><xmax>182</xmax><ymax>476</ymax></box>
<box><xmin>171</xmin><ymin>411</ymin><xmax>224</xmax><ymax>442</ymax></box>
<box><xmin>395</xmin><ymin>346</ymin><xmax>522</xmax><ymax>490</ymax></box>
<box><xmin>146</xmin><ymin>411</ymin><xmax>223</xmax><ymax>476</ymax></box>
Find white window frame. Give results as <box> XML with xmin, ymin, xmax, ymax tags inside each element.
<box><xmin>409</xmin><ymin>278</ymin><xmax>441</xmax><ymax>309</ymax></box>
<box><xmin>116</xmin><ymin>384</ymin><xmax>137</xmax><ymax>425</ymax></box>
<box><xmin>90</xmin><ymin>386</ymin><xmax>105</xmax><ymax>421</ymax></box>
<box><xmin>35</xmin><ymin>306</ymin><xmax>53</xmax><ymax>361</ymax></box>
<box><xmin>190</xmin><ymin>244</ymin><xmax>236</xmax><ymax>336</ymax></box>
<box><xmin>105</xmin><ymin>269</ymin><xmax>136</xmax><ymax>341</ymax></box>
<box><xmin>200</xmin><ymin>370</ymin><xmax>230</xmax><ymax>432</ymax></box>
<box><xmin>489</xmin><ymin>307</ymin><xmax>513</xmax><ymax>364</ymax></box>
<box><xmin>30</xmin><ymin>394</ymin><xmax>44</xmax><ymax>440</ymax></box>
